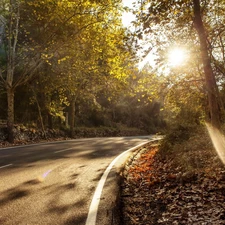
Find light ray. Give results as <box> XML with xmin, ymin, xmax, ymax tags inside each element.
<box><xmin>206</xmin><ymin>123</ymin><xmax>225</xmax><ymax>164</ymax></box>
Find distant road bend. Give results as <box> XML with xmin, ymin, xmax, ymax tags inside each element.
<box><xmin>0</xmin><ymin>136</ymin><xmax>157</xmax><ymax>225</ymax></box>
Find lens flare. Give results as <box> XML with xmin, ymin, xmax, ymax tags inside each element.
<box><xmin>37</xmin><ymin>169</ymin><xmax>52</xmax><ymax>182</ymax></box>
<box><xmin>206</xmin><ymin>123</ymin><xmax>225</xmax><ymax>164</ymax></box>
<box><xmin>42</xmin><ymin>169</ymin><xmax>52</xmax><ymax>178</ymax></box>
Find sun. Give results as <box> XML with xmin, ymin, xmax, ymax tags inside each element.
<box><xmin>168</xmin><ymin>47</ymin><xmax>186</xmax><ymax>67</ymax></box>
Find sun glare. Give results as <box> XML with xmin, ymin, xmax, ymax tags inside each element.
<box><xmin>168</xmin><ymin>47</ymin><xmax>186</xmax><ymax>67</ymax></box>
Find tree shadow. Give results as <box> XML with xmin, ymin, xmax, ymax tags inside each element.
<box><xmin>70</xmin><ymin>173</ymin><xmax>79</xmax><ymax>179</ymax></box>
<box><xmin>46</xmin><ymin>191</ymin><xmax>86</xmax><ymax>218</ymax></box>
<box><xmin>0</xmin><ymin>136</ymin><xmax>152</xmax><ymax>169</ymax></box>
<box><xmin>23</xmin><ymin>179</ymin><xmax>42</xmax><ymax>185</ymax></box>
<box><xmin>0</xmin><ymin>136</ymin><xmax>152</xmax><ymax>224</ymax></box>
<box><xmin>61</xmin><ymin>183</ymin><xmax>76</xmax><ymax>190</ymax></box>
<box><xmin>92</xmin><ymin>171</ymin><xmax>104</xmax><ymax>182</ymax></box>
<box><xmin>0</xmin><ymin>175</ymin><xmax>55</xmax><ymax>207</ymax></box>
<box><xmin>64</xmin><ymin>213</ymin><xmax>87</xmax><ymax>225</ymax></box>
<box><xmin>0</xmin><ymin>188</ymin><xmax>30</xmax><ymax>206</ymax></box>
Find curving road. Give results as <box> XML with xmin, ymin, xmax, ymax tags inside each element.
<box><xmin>0</xmin><ymin>136</ymin><xmax>156</xmax><ymax>225</ymax></box>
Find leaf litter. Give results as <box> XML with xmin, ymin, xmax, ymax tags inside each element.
<box><xmin>121</xmin><ymin>141</ymin><xmax>225</xmax><ymax>225</ymax></box>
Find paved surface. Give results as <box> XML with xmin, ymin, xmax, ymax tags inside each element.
<box><xmin>0</xmin><ymin>136</ymin><xmax>155</xmax><ymax>225</ymax></box>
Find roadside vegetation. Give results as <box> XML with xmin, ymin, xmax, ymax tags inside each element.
<box><xmin>120</xmin><ymin>0</ymin><xmax>225</xmax><ymax>223</ymax></box>
<box><xmin>121</xmin><ymin>126</ymin><xmax>225</xmax><ymax>224</ymax></box>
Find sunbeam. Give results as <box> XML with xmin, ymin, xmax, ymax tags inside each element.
<box><xmin>206</xmin><ymin>123</ymin><xmax>225</xmax><ymax>164</ymax></box>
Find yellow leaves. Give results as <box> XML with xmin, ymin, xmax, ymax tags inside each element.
<box><xmin>41</xmin><ymin>53</ymin><xmax>53</xmax><ymax>59</ymax></box>
<box><xmin>46</xmin><ymin>60</ymin><xmax>51</xmax><ymax>65</ymax></box>
<box><xmin>41</xmin><ymin>53</ymin><xmax>48</xmax><ymax>59</ymax></box>
<box><xmin>57</xmin><ymin>1</ymin><xmax>62</xmax><ymax>7</ymax></box>
<box><xmin>41</xmin><ymin>53</ymin><xmax>54</xmax><ymax>65</ymax></box>
<box><xmin>57</xmin><ymin>56</ymin><xmax>70</xmax><ymax>64</ymax></box>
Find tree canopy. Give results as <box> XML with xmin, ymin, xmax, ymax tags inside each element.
<box><xmin>132</xmin><ymin>0</ymin><xmax>225</xmax><ymax>128</ymax></box>
<box><xmin>1</xmin><ymin>0</ymin><xmax>225</xmax><ymax>143</ymax></box>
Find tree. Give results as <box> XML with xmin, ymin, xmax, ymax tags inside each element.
<box><xmin>0</xmin><ymin>0</ymin><xmax>130</xmax><ymax>142</ymax></box>
<box><xmin>134</xmin><ymin>0</ymin><xmax>223</xmax><ymax>128</ymax></box>
<box><xmin>57</xmin><ymin>22</ymin><xmax>135</xmax><ymax>136</ymax></box>
<box><xmin>0</xmin><ymin>0</ymin><xmax>21</xmax><ymax>142</ymax></box>
<box><xmin>193</xmin><ymin>0</ymin><xmax>220</xmax><ymax>128</ymax></box>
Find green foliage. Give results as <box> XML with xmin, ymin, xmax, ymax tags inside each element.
<box><xmin>0</xmin><ymin>0</ymin><xmax>140</xmax><ymax>135</ymax></box>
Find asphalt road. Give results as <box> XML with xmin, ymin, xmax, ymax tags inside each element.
<box><xmin>0</xmin><ymin>136</ymin><xmax>155</xmax><ymax>225</ymax></box>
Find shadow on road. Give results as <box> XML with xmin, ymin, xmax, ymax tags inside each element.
<box><xmin>0</xmin><ymin>186</ymin><xmax>31</xmax><ymax>206</ymax></box>
<box><xmin>0</xmin><ymin>136</ymin><xmax>153</xmax><ymax>224</ymax></box>
<box><xmin>0</xmin><ymin>136</ymin><xmax>152</xmax><ymax>170</ymax></box>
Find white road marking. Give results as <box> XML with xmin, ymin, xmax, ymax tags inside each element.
<box><xmin>0</xmin><ymin>164</ymin><xmax>13</xmax><ymax>169</ymax></box>
<box><xmin>54</xmin><ymin>147</ymin><xmax>75</xmax><ymax>153</ymax></box>
<box><xmin>85</xmin><ymin>141</ymin><xmax>149</xmax><ymax>225</ymax></box>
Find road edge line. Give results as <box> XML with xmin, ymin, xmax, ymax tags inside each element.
<box><xmin>85</xmin><ymin>141</ymin><xmax>149</xmax><ymax>225</ymax></box>
<box><xmin>0</xmin><ymin>164</ymin><xmax>13</xmax><ymax>169</ymax></box>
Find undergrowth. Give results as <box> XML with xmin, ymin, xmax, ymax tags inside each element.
<box><xmin>158</xmin><ymin>124</ymin><xmax>223</xmax><ymax>174</ymax></box>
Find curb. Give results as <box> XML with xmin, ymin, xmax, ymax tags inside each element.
<box><xmin>117</xmin><ymin>140</ymin><xmax>161</xmax><ymax>225</ymax></box>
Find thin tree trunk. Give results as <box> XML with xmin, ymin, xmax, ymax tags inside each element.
<box><xmin>7</xmin><ymin>87</ymin><xmax>15</xmax><ymax>143</ymax></box>
<box><xmin>48</xmin><ymin>113</ymin><xmax>53</xmax><ymax>129</ymax></box>
<box><xmin>69</xmin><ymin>95</ymin><xmax>76</xmax><ymax>138</ymax></box>
<box><xmin>193</xmin><ymin>0</ymin><xmax>221</xmax><ymax>129</ymax></box>
<box><xmin>65</xmin><ymin>112</ymin><xmax>69</xmax><ymax>127</ymax></box>
<box><xmin>32</xmin><ymin>88</ymin><xmax>47</xmax><ymax>139</ymax></box>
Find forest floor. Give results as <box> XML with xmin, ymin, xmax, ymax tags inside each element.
<box><xmin>121</xmin><ymin>130</ymin><xmax>225</xmax><ymax>225</ymax></box>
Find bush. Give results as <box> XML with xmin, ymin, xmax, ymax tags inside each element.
<box><xmin>72</xmin><ymin>126</ymin><xmax>147</xmax><ymax>138</ymax></box>
<box><xmin>159</xmin><ymin>124</ymin><xmax>199</xmax><ymax>154</ymax></box>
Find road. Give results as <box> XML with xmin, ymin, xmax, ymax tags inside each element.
<box><xmin>0</xmin><ymin>136</ymin><xmax>155</xmax><ymax>225</ymax></box>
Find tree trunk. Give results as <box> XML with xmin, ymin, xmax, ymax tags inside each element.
<box><xmin>7</xmin><ymin>87</ymin><xmax>15</xmax><ymax>143</ymax></box>
<box><xmin>32</xmin><ymin>89</ymin><xmax>47</xmax><ymax>139</ymax></box>
<box><xmin>193</xmin><ymin>0</ymin><xmax>221</xmax><ymax>129</ymax></box>
<box><xmin>5</xmin><ymin>1</ymin><xmax>20</xmax><ymax>143</ymax></box>
<box><xmin>47</xmin><ymin>112</ymin><xmax>53</xmax><ymax>129</ymax></box>
<box><xmin>65</xmin><ymin>112</ymin><xmax>69</xmax><ymax>127</ymax></box>
<box><xmin>69</xmin><ymin>95</ymin><xmax>76</xmax><ymax>137</ymax></box>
